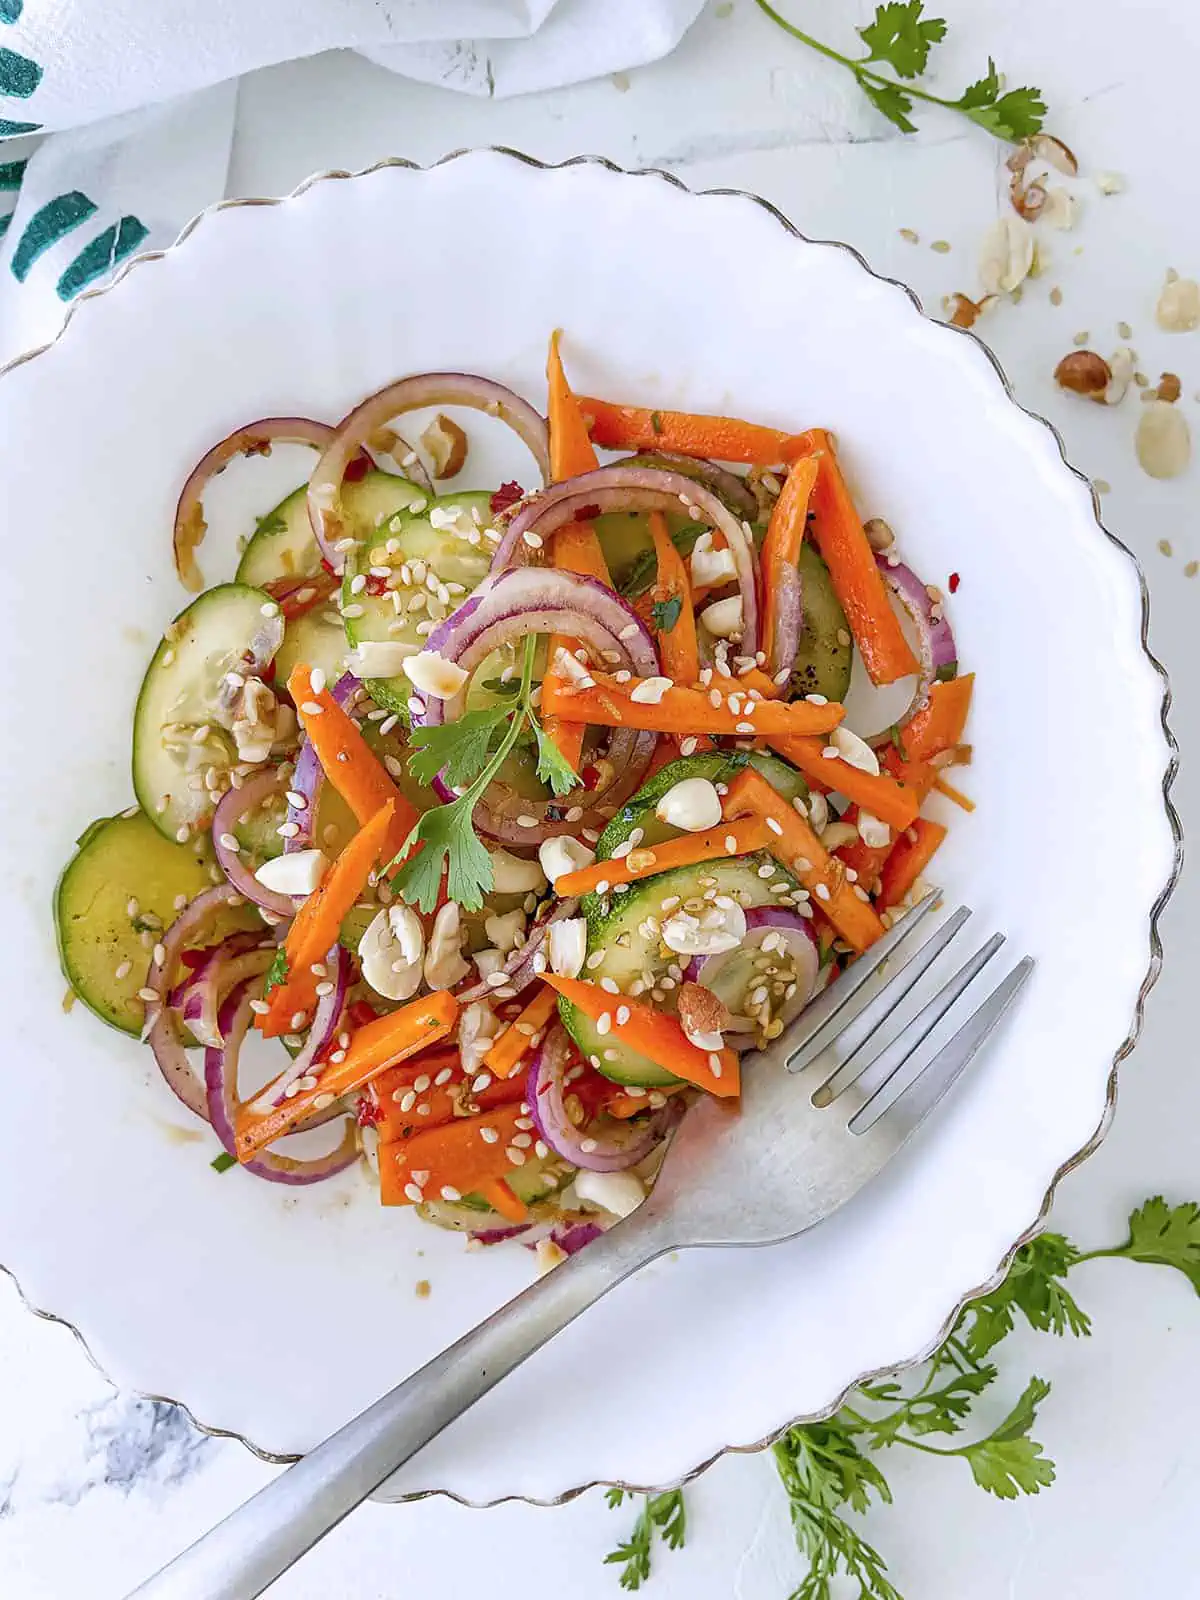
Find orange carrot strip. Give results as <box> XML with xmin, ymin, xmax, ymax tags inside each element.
<box><xmin>879</xmin><ymin>746</ymin><xmax>939</xmax><ymax>801</ymax></box>
<box><xmin>760</xmin><ymin>458</ymin><xmax>818</xmax><ymax>669</ymax></box>
<box><xmin>478</xmin><ymin>1179</ymin><xmax>528</xmax><ymax>1223</ymax></box>
<box><xmin>239</xmin><ymin>991</ymin><xmax>458</xmax><ymax>1156</ymax></box>
<box><xmin>553</xmin><ymin>817</ymin><xmax>772</xmax><ymax>899</ymax></box>
<box><xmin>903</xmin><ymin>674</ymin><xmax>974</xmax><ymax>762</ymax></box>
<box><xmin>288</xmin><ymin>664</ymin><xmax>418</xmax><ymax>863</ymax></box>
<box><xmin>256</xmin><ymin>800</ymin><xmax>395</xmax><ymax>1036</ymax></box>
<box><xmin>544</xmin><ymin>331</ymin><xmax>606</xmax><ymax>770</ymax></box>
<box><xmin>484</xmin><ymin>985</ymin><xmax>559</xmax><ymax>1079</ymax></box>
<box><xmin>364</xmin><ymin>1045</ymin><xmax>527</xmax><ymax>1141</ymax></box>
<box><xmin>541</xmin><ymin>670</ymin><xmax>844</xmax><ymax>738</ymax></box>
<box><xmin>879</xmin><ymin>819</ymin><xmax>947</xmax><ymax>911</ymax></box>
<box><xmin>379</xmin><ymin>1102</ymin><xmax>529</xmax><ymax>1206</ymax></box>
<box><xmin>795</xmin><ymin>431</ymin><xmax>918</xmax><ymax>687</ymax></box>
<box><xmin>543</xmin><ymin>975</ymin><xmax>739</xmax><ymax>1098</ymax></box>
<box><xmin>833</xmin><ymin>809</ymin><xmax>894</xmax><ymax>897</ymax></box>
<box><xmin>607</xmin><ymin>1083</ymin><xmax>686</xmax><ymax>1119</ymax></box>
<box><xmin>578</xmin><ymin>396</ymin><xmax>810</xmax><ymax>466</ymax></box>
<box><xmin>644</xmin><ymin>509</ymin><xmax>712</xmax><ymax>753</ymax></box>
<box><xmin>722</xmin><ymin>768</ymin><xmax>884</xmax><ymax>954</ymax></box>
<box><xmin>933</xmin><ymin>775</ymin><xmax>975</xmax><ymax>812</ymax></box>
<box><xmin>766</xmin><ymin>734</ymin><xmax>920</xmax><ymax>832</ymax></box>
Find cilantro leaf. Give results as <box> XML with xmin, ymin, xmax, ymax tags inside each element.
<box><xmin>392</xmin><ymin>798</ymin><xmax>496</xmax><ymax>913</ymax></box>
<box><xmin>527</xmin><ymin>709</ymin><xmax>580</xmax><ymax>798</ymax></box>
<box><xmin>253</xmin><ymin>509</ymin><xmax>287</xmax><ymax>537</ymax></box>
<box><xmin>604</xmin><ymin>1490</ymin><xmax>687</xmax><ymax>1591</ymax></box>
<box><xmin>211</xmin><ymin>1151</ymin><xmax>237</xmax><ymax>1173</ymax></box>
<box><xmin>405</xmin><ymin>706</ymin><xmax>508</xmax><ymax>789</ymax></box>
<box><xmin>479</xmin><ymin>676</ymin><xmax>521</xmax><ymax>698</ymax></box>
<box><xmin>263</xmin><ymin>947</ymin><xmax>289</xmax><ymax>996</ymax></box>
<box><xmin>961</xmin><ymin>1233</ymin><xmax>1090</xmax><ymax>1358</ymax></box>
<box><xmin>960</xmin><ymin>83</ymin><xmax>1046</xmax><ymax>140</ymax></box>
<box><xmin>773</xmin><ymin>1424</ymin><xmax>901</xmax><ymax>1600</ymax></box>
<box><xmin>957</xmin><ymin>1377</ymin><xmax>1056</xmax><ymax>1498</ymax></box>
<box><xmin>859</xmin><ymin>77</ymin><xmax>917</xmax><ymax>132</ymax></box>
<box><xmin>956</xmin><ymin>55</ymin><xmax>1000</xmax><ymax>108</ymax></box>
<box><xmin>858</xmin><ymin>1</ymin><xmax>947</xmax><ymax>79</ymax></box>
<box><xmin>650</xmin><ymin>410</ymin><xmax>665</xmax><ymax>435</ymax></box>
<box><xmin>1090</xmin><ymin>1196</ymin><xmax>1200</xmax><ymax>1294</ymax></box>
<box><xmin>651</xmin><ymin>595</ymin><xmax>683</xmax><ymax>634</ymax></box>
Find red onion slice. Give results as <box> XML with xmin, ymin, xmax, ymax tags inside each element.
<box><xmin>455</xmin><ymin>896</ymin><xmax>580</xmax><ymax>1002</ymax></box>
<box><xmin>144</xmin><ymin>885</ymin><xmax>253</xmax><ymax>1120</ymax></box>
<box><xmin>212</xmin><ymin>768</ymin><xmax>296</xmax><ymax>918</ymax></box>
<box><xmin>173</xmin><ymin>417</ymin><xmax>339</xmax><ymax>593</ymax></box>
<box><xmin>308</xmin><ymin>374</ymin><xmax>550</xmax><ymax>570</ymax></box>
<box><xmin>248</xmin><ymin>944</ymin><xmax>349</xmax><ymax>1112</ymax></box>
<box><xmin>527</xmin><ymin>1025</ymin><xmax>674</xmax><ymax>1172</ymax></box>
<box><xmin>284</xmin><ymin>671</ymin><xmax>361</xmax><ymax>851</ymax></box>
<box><xmin>767</xmin><ymin>559</ymin><xmax>804</xmax><ymax>683</ymax></box>
<box><xmin>617</xmin><ymin>451</ymin><xmax>759</xmax><ymax>521</ymax></box>
<box><xmin>490</xmin><ymin>464</ymin><xmax>759</xmax><ymax>656</ymax></box>
<box><xmin>687</xmin><ymin>907</ymin><xmax>819</xmax><ymax>1051</ymax></box>
<box><xmin>176</xmin><ymin>939</ymin><xmax>275</xmax><ymax>1049</ymax></box>
<box><xmin>206</xmin><ymin>981</ymin><xmax>359</xmax><ymax>1185</ymax></box>
<box><xmin>866</xmin><ymin>557</ymin><xmax>959</xmax><ymax>747</ymax></box>
<box><xmin>550</xmin><ymin>1221</ymin><xmax>606</xmax><ymax>1255</ymax></box>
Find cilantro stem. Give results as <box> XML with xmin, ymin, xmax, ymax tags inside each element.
<box><xmin>753</xmin><ymin>0</ymin><xmax>980</xmax><ymax>116</ymax></box>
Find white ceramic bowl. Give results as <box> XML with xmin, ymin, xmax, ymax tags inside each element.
<box><xmin>0</xmin><ymin>151</ymin><xmax>1177</xmax><ymax>1504</ymax></box>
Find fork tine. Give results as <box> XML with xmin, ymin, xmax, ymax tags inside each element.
<box><xmin>851</xmin><ymin>956</ymin><xmax>1035</xmax><ymax>1137</ymax></box>
<box><xmin>812</xmin><ymin>905</ymin><xmax>973</xmax><ymax>1106</ymax></box>
<box><xmin>782</xmin><ymin>889</ymin><xmax>941</xmax><ymax>1074</ymax></box>
<box><xmin>846</xmin><ymin>934</ymin><xmax>1005</xmax><ymax>1133</ymax></box>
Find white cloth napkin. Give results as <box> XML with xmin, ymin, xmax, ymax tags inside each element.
<box><xmin>0</xmin><ymin>0</ymin><xmax>706</xmax><ymax>362</ymax></box>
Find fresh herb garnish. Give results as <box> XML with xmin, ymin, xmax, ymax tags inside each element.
<box><xmin>887</xmin><ymin>723</ymin><xmax>909</xmax><ymax>760</ymax></box>
<box><xmin>253</xmin><ymin>509</ymin><xmax>287</xmax><ymax>538</ymax></box>
<box><xmin>479</xmin><ymin>676</ymin><xmax>522</xmax><ymax>699</ymax></box>
<box><xmin>650</xmin><ymin>410</ymin><xmax>665</xmax><ymax>436</ymax></box>
<box><xmin>604</xmin><ymin>1489</ymin><xmax>687</xmax><ymax>1590</ymax></box>
<box><xmin>620</xmin><ymin>522</ymin><xmax>707</xmax><ymax>599</ymax></box>
<box><xmin>210</xmin><ymin>1151</ymin><xmax>237</xmax><ymax>1173</ymax></box>
<box><xmin>934</xmin><ymin>663</ymin><xmax>959</xmax><ymax>683</ymax></box>
<box><xmin>603</xmin><ymin>1197</ymin><xmax>1200</xmax><ymax>1596</ymax></box>
<box><xmin>394</xmin><ymin>638</ymin><xmax>577</xmax><ymax>912</ymax></box>
<box><xmin>651</xmin><ymin>595</ymin><xmax>683</xmax><ymax>634</ymax></box>
<box><xmin>263</xmin><ymin>947</ymin><xmax>289</xmax><ymax>996</ymax></box>
<box><xmin>754</xmin><ymin>0</ymin><xmax>1047</xmax><ymax>143</ymax></box>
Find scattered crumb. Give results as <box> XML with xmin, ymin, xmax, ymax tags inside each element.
<box><xmin>1117</xmin><ymin>320</ymin><xmax>1133</xmax><ymax>340</ymax></box>
<box><xmin>415</xmin><ymin>1279</ymin><xmax>431</xmax><ymax>1298</ymax></box>
<box><xmin>899</xmin><ymin>227</ymin><xmax>919</xmax><ymax>243</ymax></box>
<box><xmin>715</xmin><ymin>0</ymin><xmax>733</xmax><ymax>14</ymax></box>
<box><xmin>930</xmin><ymin>239</ymin><xmax>951</xmax><ymax>253</ymax></box>
<box><xmin>1073</xmin><ymin>330</ymin><xmax>1090</xmax><ymax>346</ymax></box>
<box><xmin>1094</xmin><ymin>479</ymin><xmax>1112</xmax><ymax>495</ymax></box>
<box><xmin>1186</xmin><ymin>561</ymin><xmax>1198</xmax><ymax>578</ymax></box>
<box><xmin>1138</xmin><ymin>402</ymin><xmax>1192</xmax><ymax>478</ymax></box>
<box><xmin>611</xmin><ymin>71</ymin><xmax>630</xmax><ymax>92</ymax></box>
<box><xmin>1158</xmin><ymin>372</ymin><xmax>1182</xmax><ymax>403</ymax></box>
<box><xmin>1156</xmin><ymin>275</ymin><xmax>1200</xmax><ymax>332</ymax></box>
<box><xmin>1049</xmin><ymin>286</ymin><xmax>1063</xmax><ymax>306</ymax></box>
<box><xmin>1135</xmin><ymin>371</ymin><xmax>1150</xmax><ymax>387</ymax></box>
<box><xmin>1095</xmin><ymin>171</ymin><xmax>1125</xmax><ymax>195</ymax></box>
<box><xmin>61</xmin><ymin>986</ymin><xmax>76</xmax><ymax>1013</ymax></box>
<box><xmin>1159</xmin><ymin>539</ymin><xmax>1174</xmax><ymax>556</ymax></box>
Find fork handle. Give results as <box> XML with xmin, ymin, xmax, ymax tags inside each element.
<box><xmin>127</xmin><ymin>1215</ymin><xmax>671</xmax><ymax>1600</ymax></box>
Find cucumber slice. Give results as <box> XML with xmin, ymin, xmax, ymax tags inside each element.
<box><xmin>235</xmin><ymin>471</ymin><xmax>426</xmax><ymax>588</ymax></box>
<box><xmin>790</xmin><ymin>544</ymin><xmax>852</xmax><ymax>702</ymax></box>
<box><xmin>562</xmin><ymin>853</ymin><xmax>801</xmax><ymax>1085</ymax></box>
<box><xmin>132</xmin><ymin>583</ymin><xmax>282</xmax><ymax>843</ymax></box>
<box><xmin>341</xmin><ymin>490</ymin><xmax>493</xmax><ymax>716</ymax></box>
<box><xmin>273</xmin><ymin>609</ymin><xmax>350</xmax><ymax>691</ymax></box>
<box><xmin>55</xmin><ymin>811</ymin><xmax>259</xmax><ymax>1035</ymax></box>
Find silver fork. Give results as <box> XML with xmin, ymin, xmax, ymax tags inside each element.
<box><xmin>129</xmin><ymin>893</ymin><xmax>1032</xmax><ymax>1600</ymax></box>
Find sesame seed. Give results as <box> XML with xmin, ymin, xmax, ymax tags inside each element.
<box><xmin>249</xmin><ymin>999</ymin><xmax>270</xmax><ymax>1015</ymax></box>
<box><xmin>404</xmin><ymin>1182</ymin><xmax>424</xmax><ymax>1203</ymax></box>
<box><xmin>512</xmin><ymin>1132</ymin><xmax>533</xmax><ymax>1149</ymax></box>
<box><xmin>486</xmin><ymin>972</ymin><xmax>509</xmax><ymax>989</ymax></box>
<box><xmin>586</xmin><ymin>950</ymin><xmax>605</xmax><ymax>970</ymax></box>
<box><xmin>413</xmin><ymin>1074</ymin><xmax>431</xmax><ymax>1093</ymax></box>
<box><xmin>175</xmin><ymin>825</ymin><xmax>190</xmax><ymax>843</ymax></box>
<box><xmin>522</xmin><ymin>531</ymin><xmax>544</xmax><ymax>549</ymax></box>
<box><xmin>480</xmin><ymin>1126</ymin><xmax>500</xmax><ymax>1144</ymax></box>
<box><xmin>313</xmin><ymin>1093</ymin><xmax>336</xmax><ymax>1110</ymax></box>
<box><xmin>596</xmin><ymin>1012</ymin><xmax>613</xmax><ymax>1035</ymax></box>
<box><xmin>314</xmin><ymin>980</ymin><xmax>335</xmax><ymax>997</ymax></box>
<box><xmin>506</xmin><ymin>1146</ymin><xmax>527</xmax><ymax>1166</ymax></box>
<box><xmin>765</xmin><ymin>816</ymin><xmax>783</xmax><ymax>835</ymax></box>
<box><xmin>709</xmin><ymin>1054</ymin><xmax>723</xmax><ymax>1077</ymax></box>
<box><xmin>472</xmin><ymin>1073</ymin><xmax>492</xmax><ymax>1092</ymax></box>
<box><xmin>434</xmin><ymin>1066</ymin><xmax>453</xmax><ymax>1086</ymax></box>
<box><xmin>219</xmin><ymin>832</ymin><xmax>240</xmax><ymax>853</ymax></box>
<box><xmin>137</xmin><ymin>987</ymin><xmax>159</xmax><ymax>1003</ymax></box>
<box><xmin>725</xmin><ymin>835</ymin><xmax>737</xmax><ymax>854</ymax></box>
<box><xmin>286</xmin><ymin>790</ymin><xmax>307</xmax><ymax>809</ymax></box>
<box><xmin>260</xmin><ymin>601</ymin><xmax>279</xmax><ymax>618</ymax></box>
<box><xmin>517</xmin><ymin>814</ymin><xmax>538</xmax><ymax>829</ymax></box>
<box><xmin>599</xmin><ymin>976</ymin><xmax>620</xmax><ymax>994</ymax></box>
<box><xmin>277</xmin><ymin>821</ymin><xmax>301</xmax><ymax>838</ymax></box>
<box><xmin>616</xmin><ymin>1005</ymin><xmax>631</xmax><ymax>1025</ymax></box>
<box><xmin>301</xmin><ymin>700</ymin><xmax>324</xmax><ymax>716</ymax></box>
<box><xmin>735</xmin><ymin>722</ymin><xmax>755</xmax><ymax>734</ymax></box>
<box><xmin>342</xmin><ymin>603</ymin><xmax>364</xmax><ymax>619</ymax></box>
<box><xmin>395</xmin><ymin>1089</ymin><xmax>417</xmax><ymax>1111</ymax></box>
<box><xmin>114</xmin><ymin>960</ymin><xmax>132</xmax><ymax>980</ymax></box>
<box><xmin>594</xmin><ymin>879</ymin><xmax>610</xmax><ymax>895</ymax></box>
<box><xmin>822</xmin><ymin>745</ymin><xmax>840</xmax><ymax>760</ymax></box>
<box><xmin>815</xmin><ymin>883</ymin><xmax>831</xmax><ymax>902</ymax></box>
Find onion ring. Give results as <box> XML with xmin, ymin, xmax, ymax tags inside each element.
<box><xmin>212</xmin><ymin>768</ymin><xmax>296</xmax><ymax>918</ymax></box>
<box><xmin>866</xmin><ymin>557</ymin><xmax>959</xmax><ymax>747</ymax></box>
<box><xmin>455</xmin><ymin>896</ymin><xmax>581</xmax><ymax>1003</ymax></box>
<box><xmin>527</xmin><ymin>1025</ymin><xmax>674</xmax><ymax>1171</ymax></box>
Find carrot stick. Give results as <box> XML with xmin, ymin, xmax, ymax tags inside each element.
<box><xmin>766</xmin><ymin>734</ymin><xmax>920</xmax><ymax>832</ymax></box>
<box><xmin>238</xmin><ymin>991</ymin><xmax>458</xmax><ymax>1156</ymax></box>
<box><xmin>722</xmin><ymin>768</ymin><xmax>883</xmax><ymax>954</ymax></box>
<box><xmin>552</xmin><ymin>817</ymin><xmax>772</xmax><ymax>898</ymax></box>
<box><xmin>541</xmin><ymin>669</ymin><xmax>844</xmax><ymax>738</ymax></box>
<box><xmin>606</xmin><ymin>1083</ymin><xmax>686</xmax><ymax>1119</ymax></box>
<box><xmin>484</xmin><ymin>985</ymin><xmax>559</xmax><ymax>1079</ymax></box>
<box><xmin>363</xmin><ymin>1045</ymin><xmax>527</xmax><ymax>1141</ymax></box>
<box><xmin>879</xmin><ymin>745</ymin><xmax>939</xmax><ymax>801</ymax></box>
<box><xmin>288</xmin><ymin>664</ymin><xmax>418</xmax><ymax>863</ymax></box>
<box><xmin>256</xmin><ymin>800</ymin><xmax>395</xmax><ymax>1036</ymax></box>
<box><xmin>642</xmin><ymin>509</ymin><xmax>713</xmax><ymax>753</ymax></box>
<box><xmin>478</xmin><ymin>1179</ymin><xmax>528</xmax><ymax>1223</ymax></box>
<box><xmin>760</xmin><ymin>458</ymin><xmax>818</xmax><ymax>672</ymax></box>
<box><xmin>903</xmin><ymin>674</ymin><xmax>974</xmax><ymax>761</ymax></box>
<box><xmin>543</xmin><ymin>975</ymin><xmax>739</xmax><ymax>1097</ymax></box>
<box><xmin>544</xmin><ymin>331</ymin><xmax>607</xmax><ymax>771</ymax></box>
<box><xmin>795</xmin><ymin>431</ymin><xmax>918</xmax><ymax>687</ymax></box>
<box><xmin>879</xmin><ymin>819</ymin><xmax>947</xmax><ymax>911</ymax></box>
<box><xmin>379</xmin><ymin>1102</ymin><xmax>531</xmax><ymax>1206</ymax></box>
<box><xmin>933</xmin><ymin>775</ymin><xmax>975</xmax><ymax>812</ymax></box>
<box><xmin>578</xmin><ymin>396</ymin><xmax>812</xmax><ymax>466</ymax></box>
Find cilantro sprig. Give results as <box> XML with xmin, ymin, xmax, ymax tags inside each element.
<box><xmin>754</xmin><ymin>0</ymin><xmax>1047</xmax><ymax>143</ymax></box>
<box><xmin>602</xmin><ymin>1197</ymin><xmax>1200</xmax><ymax>1596</ymax></box>
<box><xmin>392</xmin><ymin>637</ymin><xmax>577</xmax><ymax>913</ymax></box>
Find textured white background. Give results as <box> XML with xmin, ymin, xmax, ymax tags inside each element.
<box><xmin>3</xmin><ymin>1</ymin><xmax>1198</xmax><ymax>1595</ymax></box>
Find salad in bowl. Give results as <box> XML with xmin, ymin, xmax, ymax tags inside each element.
<box><xmin>54</xmin><ymin>334</ymin><xmax>971</xmax><ymax>1261</ymax></box>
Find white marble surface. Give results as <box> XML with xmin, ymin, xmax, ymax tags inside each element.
<box><xmin>4</xmin><ymin>1</ymin><xmax>1199</xmax><ymax>1594</ymax></box>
